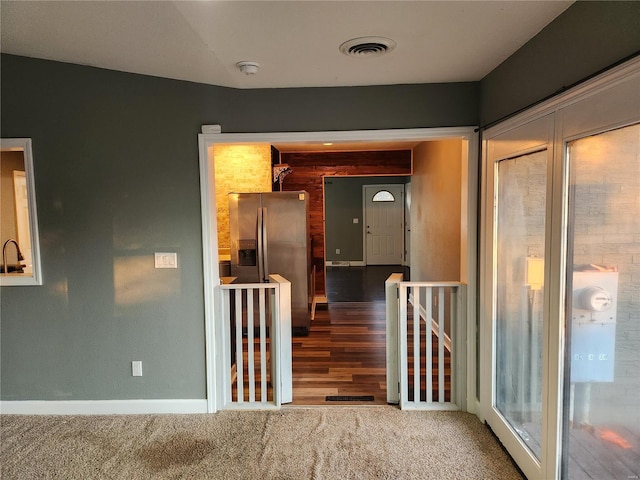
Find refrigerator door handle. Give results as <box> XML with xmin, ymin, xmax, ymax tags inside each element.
<box><xmin>261</xmin><ymin>207</ymin><xmax>269</xmax><ymax>282</ymax></box>
<box><xmin>257</xmin><ymin>207</ymin><xmax>265</xmax><ymax>282</ymax></box>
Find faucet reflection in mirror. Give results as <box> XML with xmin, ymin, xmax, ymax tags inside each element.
<box><xmin>0</xmin><ymin>138</ymin><xmax>42</xmax><ymax>286</ymax></box>
<box><xmin>2</xmin><ymin>239</ymin><xmax>26</xmax><ymax>274</ymax></box>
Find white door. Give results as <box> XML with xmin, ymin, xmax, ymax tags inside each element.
<box><xmin>364</xmin><ymin>184</ymin><xmax>404</xmax><ymax>265</ymax></box>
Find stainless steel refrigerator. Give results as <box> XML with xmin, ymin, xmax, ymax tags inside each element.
<box><xmin>229</xmin><ymin>191</ymin><xmax>311</xmax><ymax>335</ymax></box>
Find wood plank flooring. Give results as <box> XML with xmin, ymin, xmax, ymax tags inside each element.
<box><xmin>521</xmin><ymin>421</ymin><xmax>640</xmax><ymax>479</ymax></box>
<box><xmin>325</xmin><ymin>265</ymin><xmax>409</xmax><ymax>302</ymax></box>
<box><xmin>291</xmin><ymin>302</ymin><xmax>389</xmax><ymax>405</ymax></box>
<box><xmin>231</xmin><ymin>266</ymin><xmax>451</xmax><ymax>407</ymax></box>
<box><xmin>291</xmin><ymin>299</ymin><xmax>452</xmax><ymax>406</ymax></box>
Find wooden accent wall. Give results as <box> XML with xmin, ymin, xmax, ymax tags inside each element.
<box><xmin>280</xmin><ymin>150</ymin><xmax>412</xmax><ymax>296</ymax></box>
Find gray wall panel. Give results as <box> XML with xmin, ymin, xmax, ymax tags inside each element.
<box><xmin>0</xmin><ymin>55</ymin><xmax>476</xmax><ymax>400</ymax></box>
<box><xmin>1</xmin><ymin>0</ymin><xmax>635</xmax><ymax>400</ymax></box>
<box><xmin>232</xmin><ymin>83</ymin><xmax>480</xmax><ymax>132</ymax></box>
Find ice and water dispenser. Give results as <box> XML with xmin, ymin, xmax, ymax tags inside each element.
<box><xmin>237</xmin><ymin>239</ymin><xmax>257</xmax><ymax>267</ymax></box>
<box><xmin>570</xmin><ymin>266</ymin><xmax>618</xmax><ymax>383</ymax></box>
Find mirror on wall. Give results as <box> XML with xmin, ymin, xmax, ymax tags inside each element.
<box><xmin>0</xmin><ymin>138</ymin><xmax>42</xmax><ymax>286</ymax></box>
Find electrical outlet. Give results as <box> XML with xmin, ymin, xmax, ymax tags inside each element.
<box><xmin>132</xmin><ymin>361</ymin><xmax>143</xmax><ymax>377</ymax></box>
<box><xmin>336</xmin><ymin>248</ymin><xmax>341</xmax><ymax>255</ymax></box>
<box><xmin>353</xmin><ymin>218</ymin><xmax>359</xmax><ymax>224</ymax></box>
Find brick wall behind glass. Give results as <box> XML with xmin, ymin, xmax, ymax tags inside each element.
<box><xmin>569</xmin><ymin>124</ymin><xmax>640</xmax><ymax>422</ymax></box>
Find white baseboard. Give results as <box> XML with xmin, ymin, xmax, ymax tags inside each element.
<box><xmin>325</xmin><ymin>260</ymin><xmax>365</xmax><ymax>267</ymax></box>
<box><xmin>0</xmin><ymin>399</ymin><xmax>209</xmax><ymax>415</ymax></box>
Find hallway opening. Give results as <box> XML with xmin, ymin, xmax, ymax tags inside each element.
<box><xmin>290</xmin><ymin>265</ymin><xmax>406</xmax><ymax>405</ymax></box>
<box><xmin>198</xmin><ymin>127</ymin><xmax>478</xmax><ymax>414</ymax></box>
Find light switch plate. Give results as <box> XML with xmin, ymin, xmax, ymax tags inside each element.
<box><xmin>155</xmin><ymin>252</ymin><xmax>177</xmax><ymax>269</ymax></box>
<box><xmin>132</xmin><ymin>361</ymin><xmax>143</xmax><ymax>377</ymax></box>
<box><xmin>353</xmin><ymin>218</ymin><xmax>359</xmax><ymax>224</ymax></box>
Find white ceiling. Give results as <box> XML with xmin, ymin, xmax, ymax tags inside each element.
<box><xmin>1</xmin><ymin>1</ymin><xmax>573</xmax><ymax>90</ymax></box>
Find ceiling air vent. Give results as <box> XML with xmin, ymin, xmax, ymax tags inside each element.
<box><xmin>339</xmin><ymin>36</ymin><xmax>396</xmax><ymax>58</ymax></box>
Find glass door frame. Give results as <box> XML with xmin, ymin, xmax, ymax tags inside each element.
<box><xmin>480</xmin><ymin>56</ymin><xmax>640</xmax><ymax>480</ymax></box>
<box><xmin>481</xmin><ymin>114</ymin><xmax>558</xmax><ymax>480</ymax></box>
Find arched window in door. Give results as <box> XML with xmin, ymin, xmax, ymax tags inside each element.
<box><xmin>372</xmin><ymin>190</ymin><xmax>395</xmax><ymax>202</ymax></box>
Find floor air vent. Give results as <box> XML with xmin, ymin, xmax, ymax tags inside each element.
<box><xmin>326</xmin><ymin>395</ymin><xmax>375</xmax><ymax>402</ymax></box>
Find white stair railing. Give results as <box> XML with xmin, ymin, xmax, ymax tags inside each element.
<box><xmin>386</xmin><ymin>275</ymin><xmax>467</xmax><ymax>410</ymax></box>
<box><xmin>218</xmin><ymin>274</ymin><xmax>291</xmax><ymax>410</ymax></box>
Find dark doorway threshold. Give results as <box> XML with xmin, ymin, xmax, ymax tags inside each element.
<box><xmin>325</xmin><ymin>265</ymin><xmax>409</xmax><ymax>302</ymax></box>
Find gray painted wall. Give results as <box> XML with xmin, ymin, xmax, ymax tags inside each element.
<box><xmin>1</xmin><ymin>0</ymin><xmax>637</xmax><ymax>401</ymax></box>
<box><xmin>0</xmin><ymin>55</ymin><xmax>476</xmax><ymax>401</ymax></box>
<box><xmin>324</xmin><ymin>176</ymin><xmax>408</xmax><ymax>262</ymax></box>
<box><xmin>480</xmin><ymin>1</ymin><xmax>640</xmax><ymax>126</ymax></box>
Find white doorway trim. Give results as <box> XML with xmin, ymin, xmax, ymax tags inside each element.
<box><xmin>198</xmin><ymin>126</ymin><xmax>478</xmax><ymax>414</ymax></box>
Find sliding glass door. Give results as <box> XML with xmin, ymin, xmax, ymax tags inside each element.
<box><xmin>495</xmin><ymin>149</ymin><xmax>547</xmax><ymax>461</ymax></box>
<box><xmin>483</xmin><ymin>115</ymin><xmax>554</xmax><ymax>479</ymax></box>
<box><xmin>481</xmin><ymin>58</ymin><xmax>640</xmax><ymax>480</ymax></box>
<box><xmin>561</xmin><ymin>123</ymin><xmax>640</xmax><ymax>479</ymax></box>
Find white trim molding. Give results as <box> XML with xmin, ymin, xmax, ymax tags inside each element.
<box><xmin>0</xmin><ymin>399</ymin><xmax>208</xmax><ymax>415</ymax></box>
<box><xmin>325</xmin><ymin>260</ymin><xmax>366</xmax><ymax>267</ymax></box>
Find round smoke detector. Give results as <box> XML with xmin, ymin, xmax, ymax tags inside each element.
<box><xmin>236</xmin><ymin>61</ymin><xmax>260</xmax><ymax>75</ymax></box>
<box><xmin>339</xmin><ymin>36</ymin><xmax>396</xmax><ymax>58</ymax></box>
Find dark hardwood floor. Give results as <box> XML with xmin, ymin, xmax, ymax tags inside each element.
<box><xmin>324</xmin><ymin>265</ymin><xmax>409</xmax><ymax>302</ymax></box>
<box><xmin>292</xmin><ymin>302</ymin><xmax>388</xmax><ymax>405</ymax></box>
<box><xmin>405</xmin><ymin>313</ymin><xmax>451</xmax><ymax>403</ymax></box>
<box><xmin>230</xmin><ymin>267</ymin><xmax>400</xmax><ymax>405</ymax></box>
<box><xmin>234</xmin><ymin>266</ymin><xmax>449</xmax><ymax>407</ymax></box>
<box><xmin>291</xmin><ymin>265</ymin><xmax>408</xmax><ymax>406</ymax></box>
